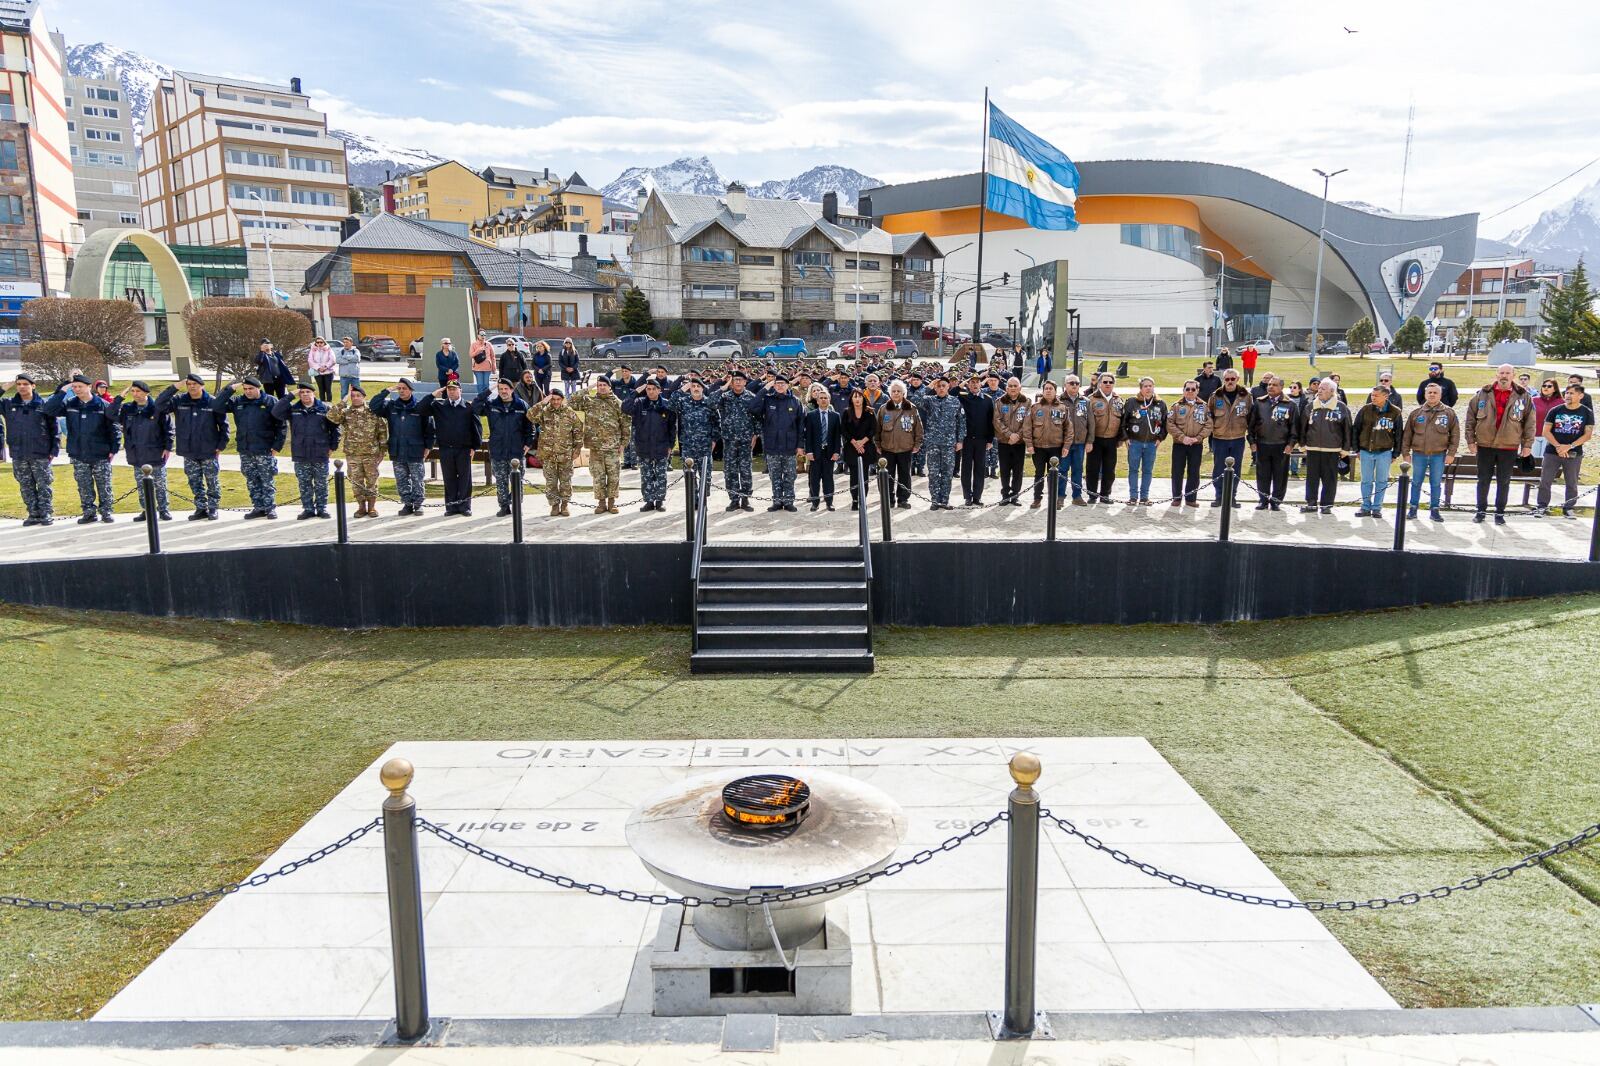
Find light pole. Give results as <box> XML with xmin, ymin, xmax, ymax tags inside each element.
<box><xmin>247</xmin><ymin>190</ymin><xmax>278</xmax><ymax>303</ymax></box>
<box><xmin>1308</xmin><ymin>167</ymin><xmax>1347</xmax><ymax>368</ymax></box>
<box><xmin>1196</xmin><ymin>246</ymin><xmax>1226</xmax><ymax>362</ymax></box>
<box><xmin>937</xmin><ymin>241</ymin><xmax>973</xmax><ymax>359</ymax></box>
<box><xmin>1014</xmin><ymin>248</ymin><xmax>1036</xmax><ymax>268</ymax></box>
<box><xmin>853</xmin><ymin>241</ymin><xmax>863</xmax><ymax>360</ymax></box>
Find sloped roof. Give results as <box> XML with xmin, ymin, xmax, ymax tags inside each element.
<box><xmin>483</xmin><ymin>165</ymin><xmax>555</xmax><ymax>186</ymax></box>
<box><xmin>653</xmin><ymin>191</ymin><xmax>919</xmax><ymax>256</ymax></box>
<box><xmin>302</xmin><ymin>212</ymin><xmax>605</xmax><ymax>293</ymax></box>
<box><xmin>560</xmin><ymin>172</ymin><xmax>602</xmax><ymax>196</ymax></box>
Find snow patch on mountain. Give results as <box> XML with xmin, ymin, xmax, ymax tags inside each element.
<box><xmin>601</xmin><ymin>156</ymin><xmax>727</xmax><ymax>201</ymax></box>
<box><xmin>1501</xmin><ymin>177</ymin><xmax>1600</xmax><ymax>268</ymax></box>
<box><xmin>63</xmin><ymin>41</ymin><xmax>169</xmax><ymax>140</ymax></box>
<box><xmin>751</xmin><ymin>165</ymin><xmax>881</xmax><ymax>206</ymax></box>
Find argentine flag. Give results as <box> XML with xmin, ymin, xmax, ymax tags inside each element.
<box><xmin>985</xmin><ymin>103</ymin><xmax>1079</xmax><ymax>231</ymax></box>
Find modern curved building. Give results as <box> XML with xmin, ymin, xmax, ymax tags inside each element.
<box><xmin>865</xmin><ymin>161</ymin><xmax>1478</xmax><ymax>355</ymax></box>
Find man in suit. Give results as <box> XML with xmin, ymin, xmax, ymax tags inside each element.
<box><xmin>803</xmin><ymin>383</ymin><xmax>843</xmax><ymax>511</ymax></box>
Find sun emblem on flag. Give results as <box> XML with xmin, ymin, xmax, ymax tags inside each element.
<box><xmin>1025</xmin><ymin>165</ymin><xmax>1037</xmax><ymax>185</ymax></box>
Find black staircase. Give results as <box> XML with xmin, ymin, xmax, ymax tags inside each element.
<box><xmin>690</xmin><ymin>460</ymin><xmax>875</xmax><ymax>673</ymax></box>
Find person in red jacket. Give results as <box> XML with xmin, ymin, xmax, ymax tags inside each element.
<box><xmin>1239</xmin><ymin>344</ymin><xmax>1260</xmax><ymax>387</ymax></box>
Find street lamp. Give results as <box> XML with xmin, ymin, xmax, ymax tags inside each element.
<box><xmin>1196</xmin><ymin>246</ymin><xmax>1226</xmax><ymax>362</ymax></box>
<box><xmin>1308</xmin><ymin>167</ymin><xmax>1347</xmax><ymax>368</ymax></box>
<box><xmin>247</xmin><ymin>190</ymin><xmax>279</xmax><ymax>303</ymax></box>
<box><xmin>936</xmin><ymin>240</ymin><xmax>974</xmax><ymax>358</ymax></box>
<box><xmin>1014</xmin><ymin>248</ymin><xmax>1037</xmax><ymax>268</ymax></box>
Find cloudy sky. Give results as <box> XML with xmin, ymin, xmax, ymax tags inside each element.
<box><xmin>52</xmin><ymin>0</ymin><xmax>1600</xmax><ymax>236</ymax></box>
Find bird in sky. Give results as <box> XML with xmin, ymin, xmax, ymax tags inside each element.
<box><xmin>1343</xmin><ymin>26</ymin><xmax>1359</xmax><ymax>33</ymax></box>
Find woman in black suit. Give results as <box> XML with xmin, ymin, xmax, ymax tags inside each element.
<box><xmin>838</xmin><ymin>387</ymin><xmax>878</xmax><ymax>511</ymax></box>
<box><xmin>803</xmin><ymin>383</ymin><xmax>843</xmax><ymax>510</ymax></box>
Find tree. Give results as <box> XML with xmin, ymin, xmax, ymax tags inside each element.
<box><xmin>1392</xmin><ymin>315</ymin><xmax>1428</xmax><ymax>356</ymax></box>
<box><xmin>1487</xmin><ymin>318</ymin><xmax>1522</xmax><ymax>346</ymax></box>
<box><xmin>19</xmin><ymin>298</ymin><xmax>143</xmax><ymax>368</ymax></box>
<box><xmin>1346</xmin><ymin>317</ymin><xmax>1376</xmax><ymax>354</ymax></box>
<box><xmin>186</xmin><ymin>306</ymin><xmax>312</xmax><ymax>382</ymax></box>
<box><xmin>618</xmin><ymin>287</ymin><xmax>654</xmax><ymax>334</ymax></box>
<box><xmin>1537</xmin><ymin>258</ymin><xmax>1597</xmax><ymax>356</ymax></box>
<box><xmin>664</xmin><ymin>322</ymin><xmax>689</xmax><ymax>347</ymax></box>
<box><xmin>20</xmin><ymin>340</ymin><xmax>106</xmax><ymax>387</ymax></box>
<box><xmin>348</xmin><ymin>186</ymin><xmax>366</xmax><ymax>214</ymax></box>
<box><xmin>1456</xmin><ymin>316</ymin><xmax>1481</xmax><ymax>354</ymax></box>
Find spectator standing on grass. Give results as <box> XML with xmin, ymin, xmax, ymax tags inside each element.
<box><xmin>1195</xmin><ymin>361</ymin><xmax>1221</xmax><ymax>403</ymax></box>
<box><xmin>306</xmin><ymin>337</ymin><xmax>336</xmax><ymax>401</ymax></box>
<box><xmin>513</xmin><ymin>369</ymin><xmax>544</xmax><ymax>409</ymax></box>
<box><xmin>1215</xmin><ymin>347</ymin><xmax>1233</xmax><ymax>372</ymax></box>
<box><xmin>1035</xmin><ymin>344</ymin><xmax>1052</xmax><ymax>384</ymax></box>
<box><xmin>110</xmin><ymin>381</ymin><xmax>173</xmax><ymax>523</ymax></box>
<box><xmin>1565</xmin><ymin>374</ymin><xmax>1592</xmax><ymax>412</ymax></box>
<box><xmin>271</xmin><ymin>382</ymin><xmax>339</xmax><ymax>521</ymax></box>
<box><xmin>1246</xmin><ymin>376</ymin><xmax>1296</xmax><ymax>511</ymax></box>
<box><xmin>1120</xmin><ymin>377</ymin><xmax>1166</xmax><ymax>505</ymax></box>
<box><xmin>1297</xmin><ymin>379</ymin><xmax>1353</xmax><ymax>515</ymax></box>
<box><xmin>531</xmin><ymin>341</ymin><xmax>553</xmax><ymax>394</ymax></box>
<box><xmin>1</xmin><ymin>374</ymin><xmax>58</xmax><ymax>525</ymax></box>
<box><xmin>500</xmin><ymin>337</ymin><xmax>528</xmax><ymax>382</ymax></box>
<box><xmin>1403</xmin><ymin>382</ymin><xmax>1459</xmax><ymax>523</ymax></box>
<box><xmin>558</xmin><ymin>338</ymin><xmax>582</xmax><ymax>395</ymax></box>
<box><xmin>326</xmin><ymin>385</ymin><xmax>388</xmax><ymax>518</ymax></box>
<box><xmin>1532</xmin><ymin>377</ymin><xmax>1564</xmax><ymax>462</ymax></box>
<box><xmin>1084</xmin><ymin>373</ymin><xmax>1123</xmax><ymax>503</ymax></box>
<box><xmin>1352</xmin><ymin>385</ymin><xmax>1403</xmax><ymax>518</ymax></box>
<box><xmin>1207</xmin><ymin>369</ymin><xmax>1249</xmax><ymax>507</ymax></box>
<box><xmin>1416</xmin><ymin>362</ymin><xmax>1458</xmax><ymax>408</ymax></box>
<box><xmin>1465</xmin><ymin>363</ymin><xmax>1535</xmax><ymax>525</ymax></box>
<box><xmin>1538</xmin><ymin>385</ymin><xmax>1594</xmax><ymax>517</ymax></box>
<box><xmin>1376</xmin><ymin>371</ymin><xmax>1403</xmax><ymax>410</ymax></box>
<box><xmin>335</xmin><ymin>337</ymin><xmax>363</xmax><ymax>400</ymax></box>
<box><xmin>1239</xmin><ymin>343</ymin><xmax>1259</xmax><ymax>387</ymax></box>
<box><xmin>255</xmin><ymin>339</ymin><xmax>291</xmax><ymax>400</ymax></box>
<box><xmin>1168</xmin><ymin>380</ymin><xmax>1210</xmax><ymax>508</ymax></box>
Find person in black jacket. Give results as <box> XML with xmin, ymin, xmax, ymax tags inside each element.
<box><xmin>111</xmin><ymin>381</ymin><xmax>174</xmax><ymax>521</ymax></box>
<box><xmin>621</xmin><ymin>378</ymin><xmax>677</xmax><ymax>512</ymax></box>
<box><xmin>956</xmin><ymin>372</ymin><xmax>996</xmax><ymax>505</ymax></box>
<box><xmin>157</xmin><ymin>374</ymin><xmax>230</xmax><ymax>519</ymax></box>
<box><xmin>1416</xmin><ymin>363</ymin><xmax>1458</xmax><ymax>408</ymax></box>
<box><xmin>755</xmin><ymin>375</ymin><xmax>805</xmax><ymax>512</ymax></box>
<box><xmin>471</xmin><ymin>377</ymin><xmax>533</xmax><ymax>516</ymax></box>
<box><xmin>839</xmin><ymin>387</ymin><xmax>877</xmax><ymax>511</ymax></box>
<box><xmin>217</xmin><ymin>376</ymin><xmax>288</xmax><ymax>519</ymax></box>
<box><xmin>370</xmin><ymin>379</ymin><xmax>433</xmax><ymax>515</ymax></box>
<box><xmin>1246</xmin><ymin>378</ymin><xmax>1298</xmax><ymax>511</ymax></box>
<box><xmin>802</xmin><ymin>383</ymin><xmax>843</xmax><ymax>510</ymax></box>
<box><xmin>1</xmin><ymin>373</ymin><xmax>59</xmax><ymax>525</ymax></box>
<box><xmin>255</xmin><ymin>339</ymin><xmax>290</xmax><ymax>399</ymax></box>
<box><xmin>558</xmin><ymin>338</ymin><xmax>582</xmax><ymax>395</ymax></box>
<box><xmin>499</xmin><ymin>338</ymin><xmax>529</xmax><ymax>382</ymax></box>
<box><xmin>422</xmin><ymin>379</ymin><xmax>482</xmax><ymax>515</ymax></box>
<box><xmin>271</xmin><ymin>382</ymin><xmax>340</xmax><ymax>519</ymax></box>
<box><xmin>43</xmin><ymin>375</ymin><xmax>121</xmax><ymax>523</ymax></box>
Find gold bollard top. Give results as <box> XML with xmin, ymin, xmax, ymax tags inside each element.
<box><xmin>1008</xmin><ymin>752</ymin><xmax>1041</xmax><ymax>791</ymax></box>
<box><xmin>380</xmin><ymin>757</ymin><xmax>415</xmax><ymax>796</ymax></box>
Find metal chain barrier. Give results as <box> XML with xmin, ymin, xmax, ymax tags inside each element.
<box><xmin>1040</xmin><ymin>808</ymin><xmax>1600</xmax><ymax>911</ymax></box>
<box><xmin>417</xmin><ymin>811</ymin><xmax>1006</xmax><ymax>907</ymax></box>
<box><xmin>0</xmin><ymin>817</ymin><xmax>381</xmax><ymax>914</ymax></box>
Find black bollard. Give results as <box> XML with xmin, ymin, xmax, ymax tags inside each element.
<box><xmin>683</xmin><ymin>457</ymin><xmax>697</xmax><ymax>542</ymax></box>
<box><xmin>1590</xmin><ymin>491</ymin><xmax>1600</xmax><ymax>563</ymax></box>
<box><xmin>877</xmin><ymin>457</ymin><xmax>893</xmax><ymax>542</ymax></box>
<box><xmin>140</xmin><ymin>464</ymin><xmax>161</xmax><ymax>555</ymax></box>
<box><xmin>1393</xmin><ymin>462</ymin><xmax>1410</xmax><ymax>552</ymax></box>
<box><xmin>1045</xmin><ymin>457</ymin><xmax>1059</xmax><ymax>542</ymax></box>
<box><xmin>998</xmin><ymin>754</ymin><xmax>1042</xmax><ymax>1039</ymax></box>
<box><xmin>512</xmin><ymin>466</ymin><xmax>524</xmax><ymax>544</ymax></box>
<box><xmin>380</xmin><ymin>759</ymin><xmax>429</xmax><ymax>1041</ymax></box>
<box><xmin>1219</xmin><ymin>456</ymin><xmax>1235</xmax><ymax>543</ymax></box>
<box><xmin>333</xmin><ymin>460</ymin><xmax>348</xmax><ymax>544</ymax></box>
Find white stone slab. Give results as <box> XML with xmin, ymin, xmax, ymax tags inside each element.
<box><xmin>97</xmin><ymin>737</ymin><xmax>1397</xmax><ymax>1021</ymax></box>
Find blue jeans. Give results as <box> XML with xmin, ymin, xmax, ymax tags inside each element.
<box><xmin>1210</xmin><ymin>437</ymin><xmax>1246</xmax><ymax>500</ymax></box>
<box><xmin>1358</xmin><ymin>450</ymin><xmax>1393</xmax><ymax>511</ymax></box>
<box><xmin>1409</xmin><ymin>452</ymin><xmax>1446</xmax><ymax>510</ymax></box>
<box><xmin>339</xmin><ymin>375</ymin><xmax>359</xmax><ymax>399</ymax></box>
<box><xmin>1126</xmin><ymin>440</ymin><xmax>1157</xmax><ymax>501</ymax></box>
<box><xmin>1057</xmin><ymin>441</ymin><xmax>1085</xmax><ymax>498</ymax></box>
<box><xmin>473</xmin><ymin>370</ymin><xmax>493</xmax><ymax>394</ymax></box>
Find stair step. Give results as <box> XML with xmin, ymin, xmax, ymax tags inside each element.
<box><xmin>701</xmin><ymin>559</ymin><xmax>863</xmax><ymax>569</ymax></box>
<box><xmin>697</xmin><ymin>603</ymin><xmax>868</xmax><ymax>627</ymax></box>
<box><xmin>700</xmin><ymin>625</ymin><xmax>867</xmax><ymax>636</ymax></box>
<box><xmin>697</xmin><ymin>581</ymin><xmax>869</xmax><ymax>604</ymax></box>
<box><xmin>697</xmin><ymin>602</ymin><xmax>868</xmax><ymax>613</ymax></box>
<box><xmin>704</xmin><ymin>543</ymin><xmax>862</xmax><ymax>560</ymax></box>
<box><xmin>690</xmin><ymin>648</ymin><xmax>876</xmax><ymax>675</ymax></box>
<box><xmin>697</xmin><ymin>624</ymin><xmax>869</xmax><ymax>651</ymax></box>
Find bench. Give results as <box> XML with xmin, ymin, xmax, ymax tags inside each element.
<box><xmin>426</xmin><ymin>448</ymin><xmax>495</xmax><ymax>486</ymax></box>
<box><xmin>1442</xmin><ymin>454</ymin><xmax>1541</xmax><ymax>507</ymax></box>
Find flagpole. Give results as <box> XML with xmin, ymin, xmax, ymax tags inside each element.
<box><xmin>973</xmin><ymin>87</ymin><xmax>989</xmax><ymax>357</ymax></box>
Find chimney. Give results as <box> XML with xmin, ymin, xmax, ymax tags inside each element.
<box><xmin>822</xmin><ymin>191</ymin><xmax>839</xmax><ymax>224</ymax></box>
<box><xmin>381</xmin><ymin>182</ymin><xmax>396</xmax><ymax>214</ymax></box>
<box><xmin>858</xmin><ymin>194</ymin><xmax>873</xmax><ymax>220</ymax></box>
<box><xmin>725</xmin><ymin>181</ymin><xmax>748</xmax><ymax>216</ymax></box>
<box><xmin>289</xmin><ymin>76</ymin><xmax>302</xmax><ymax>94</ymax></box>
<box><xmin>571</xmin><ymin>233</ymin><xmax>598</xmax><ymax>282</ymax></box>
<box><xmin>635</xmin><ymin>185</ymin><xmax>649</xmax><ymax>211</ymax></box>
<box><xmin>339</xmin><ymin>215</ymin><xmax>361</xmax><ymax>242</ymax></box>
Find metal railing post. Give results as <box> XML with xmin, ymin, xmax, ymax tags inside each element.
<box><xmin>140</xmin><ymin>465</ymin><xmax>161</xmax><ymax>555</ymax></box>
<box><xmin>1393</xmin><ymin>462</ymin><xmax>1410</xmax><ymax>552</ymax></box>
<box><xmin>512</xmin><ymin>466</ymin><xmax>524</xmax><ymax>544</ymax></box>
<box><xmin>1219</xmin><ymin>456</ymin><xmax>1235</xmax><ymax>543</ymax></box>
<box><xmin>1590</xmin><ymin>491</ymin><xmax>1600</xmax><ymax>563</ymax></box>
<box><xmin>1045</xmin><ymin>457</ymin><xmax>1059</xmax><ymax>542</ymax></box>
<box><xmin>683</xmin><ymin>457</ymin><xmax>697</xmax><ymax>542</ymax></box>
<box><xmin>381</xmin><ymin>758</ymin><xmax>429</xmax><ymax>1041</ymax></box>
<box><xmin>997</xmin><ymin>753</ymin><xmax>1041</xmax><ymax>1039</ymax></box>
<box><xmin>877</xmin><ymin>457</ymin><xmax>893</xmax><ymax>542</ymax></box>
<box><xmin>333</xmin><ymin>460</ymin><xmax>348</xmax><ymax>544</ymax></box>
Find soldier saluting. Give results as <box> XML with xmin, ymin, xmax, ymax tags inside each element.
<box><xmin>217</xmin><ymin>375</ymin><xmax>286</xmax><ymax>520</ymax></box>
<box><xmin>528</xmin><ymin>390</ymin><xmax>583</xmax><ymax>517</ymax></box>
<box><xmin>568</xmin><ymin>376</ymin><xmax>630</xmax><ymax>515</ymax></box>
<box><xmin>1</xmin><ymin>373</ymin><xmax>60</xmax><ymax>525</ymax></box>
<box><xmin>326</xmin><ymin>384</ymin><xmax>389</xmax><ymax>518</ymax></box>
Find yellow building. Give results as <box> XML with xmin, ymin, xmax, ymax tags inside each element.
<box><xmin>483</xmin><ymin>165</ymin><xmax>559</xmax><ymax>213</ymax></box>
<box><xmin>471</xmin><ymin>171</ymin><xmax>604</xmax><ymax>239</ymax></box>
<box><xmin>392</xmin><ymin>160</ymin><xmax>487</xmax><ymax>225</ymax></box>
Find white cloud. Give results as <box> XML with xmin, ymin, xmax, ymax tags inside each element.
<box><xmin>419</xmin><ymin>77</ymin><xmax>459</xmax><ymax>91</ymax></box>
<box><xmin>491</xmin><ymin>88</ymin><xmax>555</xmax><ymax>109</ymax></box>
<box><xmin>1005</xmin><ymin>77</ymin><xmax>1072</xmax><ymax>102</ymax></box>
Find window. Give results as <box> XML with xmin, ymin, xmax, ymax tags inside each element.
<box><xmin>739</xmin><ymin>290</ymin><xmax>775</xmax><ymax>301</ymax></box>
<box><xmin>695</xmin><ymin>322</ymin><xmax>715</xmax><ymax>336</ymax></box>
<box><xmin>86</xmin><ymin>151</ymin><xmax>128</xmax><ymax>167</ymax></box>
<box><xmin>688</xmin><ymin>246</ymin><xmax>733</xmax><ymax>263</ymax></box>
<box><xmin>225</xmin><ymin>147</ymin><xmax>281</xmax><ymax>166</ymax></box>
<box><xmin>86</xmin><ymin>128</ymin><xmax>123</xmax><ymax>142</ymax></box>
<box><xmin>1471</xmin><ymin>300</ymin><xmax>1500</xmax><ymax>317</ymax></box>
<box><xmin>1120</xmin><ymin>222</ymin><xmax>1203</xmax><ymax>267</ymax></box>
<box><xmin>230</xmin><ymin>182</ymin><xmax>283</xmax><ymax>202</ymax></box>
<box><xmin>272</xmin><ymin>125</ymin><xmax>319</xmax><ymax>138</ymax></box>
<box><xmin>538</xmin><ymin>303</ymin><xmax>578</xmax><ymax>327</ymax></box>
<box><xmin>740</xmin><ymin>253</ymin><xmax>775</xmax><ymax>265</ymax></box>
<box><xmin>905</xmin><ymin>256</ymin><xmax>931</xmax><ymax>272</ymax></box>
<box><xmin>111</xmin><ymin>181</ymin><xmax>135</xmax><ymax>196</ymax></box>
<box><xmin>845</xmin><ymin>292</ymin><xmax>881</xmax><ymax>303</ymax></box>
<box><xmin>1480</xmin><ymin>278</ymin><xmax>1502</xmax><ymax>293</ymax></box>
<box><xmin>89</xmin><ymin>87</ymin><xmax>118</xmax><ymax>101</ymax></box>
<box><xmin>0</xmin><ymin>248</ymin><xmax>28</xmax><ymax>275</ymax></box>
<box><xmin>70</xmin><ymin>145</ymin><xmax>78</xmax><ymax>159</ymax></box>
<box><xmin>906</xmin><ymin>290</ymin><xmax>933</xmax><ymax>304</ymax></box>
<box><xmin>1503</xmin><ymin>300</ymin><xmax>1527</xmax><ymax>318</ymax></box>
<box><xmin>505</xmin><ymin>190</ymin><xmax>515</xmax><ymax>200</ymax></box>
<box><xmin>0</xmin><ymin>195</ymin><xmax>24</xmax><ymax>223</ymax></box>
<box><xmin>78</xmin><ymin>209</ymin><xmax>92</xmax><ymax>220</ymax></box>
<box><xmin>242</xmin><ymin>95</ymin><xmax>266</xmax><ymax>105</ymax></box>
<box><xmin>304</xmin><ymin>223</ymin><xmax>340</xmax><ymax>232</ymax></box>
<box><xmin>118</xmin><ymin>212</ymin><xmax>139</xmax><ymax>224</ymax></box>
<box><xmin>82</xmin><ymin>106</ymin><xmax>119</xmax><ymax>118</ymax></box>
<box><xmin>66</xmin><ymin>121</ymin><xmax>75</xmax><ymax>132</ymax></box>
<box><xmin>216</xmin><ymin>91</ymin><xmax>238</xmax><ymax>101</ymax></box>
<box><xmin>64</xmin><ymin>96</ymin><xmax>72</xmax><ymax>109</ymax></box>
<box><xmin>289</xmin><ymin>155</ymin><xmax>334</xmax><ymax>173</ymax></box>
<box><xmin>292</xmin><ymin>189</ymin><xmax>336</xmax><ymax>206</ymax></box>
<box><xmin>685</xmin><ymin>284</ymin><xmax>736</xmax><ymax>300</ymax></box>
<box><xmin>0</xmin><ymin>141</ymin><xmax>14</xmax><ymax>169</ymax></box>
<box><xmin>241</xmin><ymin>218</ymin><xmax>290</xmax><ymax>230</ymax></box>
<box><xmin>216</xmin><ymin>119</ymin><xmax>265</xmax><ymax>131</ymax></box>
<box><xmin>792</xmin><ymin>286</ymin><xmax>831</xmax><ymax>302</ymax></box>
<box><xmin>844</xmin><ymin>258</ymin><xmax>880</xmax><ymax>270</ymax></box>
<box><xmin>354</xmin><ymin>273</ymin><xmax>390</xmax><ymax>294</ymax></box>
<box><xmin>567</xmin><ymin>205</ymin><xmax>583</xmax><ymax>216</ymax></box>
<box><xmin>793</xmin><ymin>251</ymin><xmax>832</xmax><ymax>267</ymax></box>
<box><xmin>271</xmin><ymin>99</ymin><xmax>292</xmax><ymax>108</ymax></box>
<box><xmin>205</xmin><ymin>277</ymin><xmax>245</xmax><ymax>296</ymax></box>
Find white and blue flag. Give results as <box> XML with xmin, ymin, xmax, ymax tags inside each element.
<box><xmin>985</xmin><ymin>103</ymin><xmax>1079</xmax><ymax>231</ymax></box>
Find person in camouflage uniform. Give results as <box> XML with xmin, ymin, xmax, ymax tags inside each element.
<box><xmin>1</xmin><ymin>374</ymin><xmax>58</xmax><ymax>525</ymax></box>
<box><xmin>668</xmin><ymin>377</ymin><xmax>720</xmax><ymax>485</ymax></box>
<box><xmin>326</xmin><ymin>385</ymin><xmax>390</xmax><ymax>517</ymax></box>
<box><xmin>714</xmin><ymin>370</ymin><xmax>761</xmax><ymax>511</ymax></box>
<box><xmin>915</xmin><ymin>376</ymin><xmax>967</xmax><ymax>509</ymax></box>
<box><xmin>528</xmin><ymin>390</ymin><xmax>584</xmax><ymax>516</ymax></box>
<box><xmin>217</xmin><ymin>376</ymin><xmax>287</xmax><ymax>519</ymax></box>
<box><xmin>568</xmin><ymin>377</ymin><xmax>630</xmax><ymax>514</ymax></box>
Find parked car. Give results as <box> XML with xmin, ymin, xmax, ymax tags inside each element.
<box><xmin>689</xmin><ymin>338</ymin><xmax>743</xmax><ymax>359</ymax></box>
<box><xmin>858</xmin><ymin>335</ymin><xmax>898</xmax><ymax>357</ymax></box>
<box><xmin>1367</xmin><ymin>341</ymin><xmax>1388</xmax><ymax>354</ymax></box>
<box><xmin>979</xmin><ymin>331</ymin><xmax>1014</xmax><ymax>350</ymax></box>
<box><xmin>1246</xmin><ymin>338</ymin><xmax>1276</xmax><ymax>355</ymax></box>
<box><xmin>593</xmin><ymin>334</ymin><xmax>669</xmax><ymax>359</ymax></box>
<box><xmin>895</xmin><ymin>339</ymin><xmax>918</xmax><ymax>358</ymax></box>
<box><xmin>1318</xmin><ymin>340</ymin><xmax>1351</xmax><ymax>355</ymax></box>
<box><xmin>921</xmin><ymin>325</ymin><xmax>969</xmax><ymax>345</ymax></box>
<box><xmin>358</xmin><ymin>335</ymin><xmax>405</xmax><ymax>361</ymax></box>
<box><xmin>753</xmin><ymin>337</ymin><xmax>807</xmax><ymax>358</ymax></box>
<box><xmin>815</xmin><ymin>341</ymin><xmax>850</xmax><ymax>359</ymax></box>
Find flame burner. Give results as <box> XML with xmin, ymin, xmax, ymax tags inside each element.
<box><xmin>722</xmin><ymin>774</ymin><xmax>811</xmax><ymax>830</ymax></box>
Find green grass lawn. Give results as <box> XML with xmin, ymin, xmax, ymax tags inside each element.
<box><xmin>2</xmin><ymin>599</ymin><xmax>1600</xmax><ymax>1018</ymax></box>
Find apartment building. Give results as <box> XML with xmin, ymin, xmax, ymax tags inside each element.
<box><xmin>471</xmin><ymin>171</ymin><xmax>604</xmax><ymax>239</ymax></box>
<box><xmin>138</xmin><ymin>69</ymin><xmax>348</xmax><ymax>305</ymax></box>
<box><xmin>392</xmin><ymin>159</ymin><xmax>486</xmax><ymax>225</ymax></box>
<box><xmin>1430</xmin><ymin>256</ymin><xmax>1553</xmax><ymax>341</ymax></box>
<box><xmin>50</xmin><ymin>30</ymin><xmax>137</xmax><ymax>236</ymax></box>
<box><xmin>630</xmin><ymin>184</ymin><xmax>941</xmax><ymax>343</ymax></box>
<box><xmin>0</xmin><ymin>0</ymin><xmax>78</xmax><ymax>340</ymax></box>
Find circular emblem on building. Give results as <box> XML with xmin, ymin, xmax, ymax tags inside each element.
<box><xmin>1400</xmin><ymin>259</ymin><xmax>1425</xmax><ymax>298</ymax></box>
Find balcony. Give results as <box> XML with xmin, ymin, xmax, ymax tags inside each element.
<box><xmin>226</xmin><ymin>161</ymin><xmax>347</xmax><ymax>184</ymax></box>
<box><xmin>207</xmin><ymin>95</ymin><xmax>323</xmax><ymax>123</ymax></box>
<box><xmin>214</xmin><ymin>123</ymin><xmax>344</xmax><ymax>153</ymax></box>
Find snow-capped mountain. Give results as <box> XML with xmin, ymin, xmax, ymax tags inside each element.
<box><xmin>334</xmin><ymin>133</ymin><xmax>447</xmax><ymax>187</ymax></box>
<box><xmin>1500</xmin><ymin>177</ymin><xmax>1600</xmax><ymax>268</ymax></box>
<box><xmin>752</xmin><ymin>165</ymin><xmax>881</xmax><ymax>206</ymax></box>
<box><xmin>62</xmin><ymin>41</ymin><xmax>168</xmax><ymax>140</ymax></box>
<box><xmin>602</xmin><ymin>157</ymin><xmax>880</xmax><ymax>208</ymax></box>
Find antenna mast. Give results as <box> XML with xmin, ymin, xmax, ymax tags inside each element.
<box><xmin>1399</xmin><ymin>96</ymin><xmax>1415</xmax><ymax>214</ymax></box>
